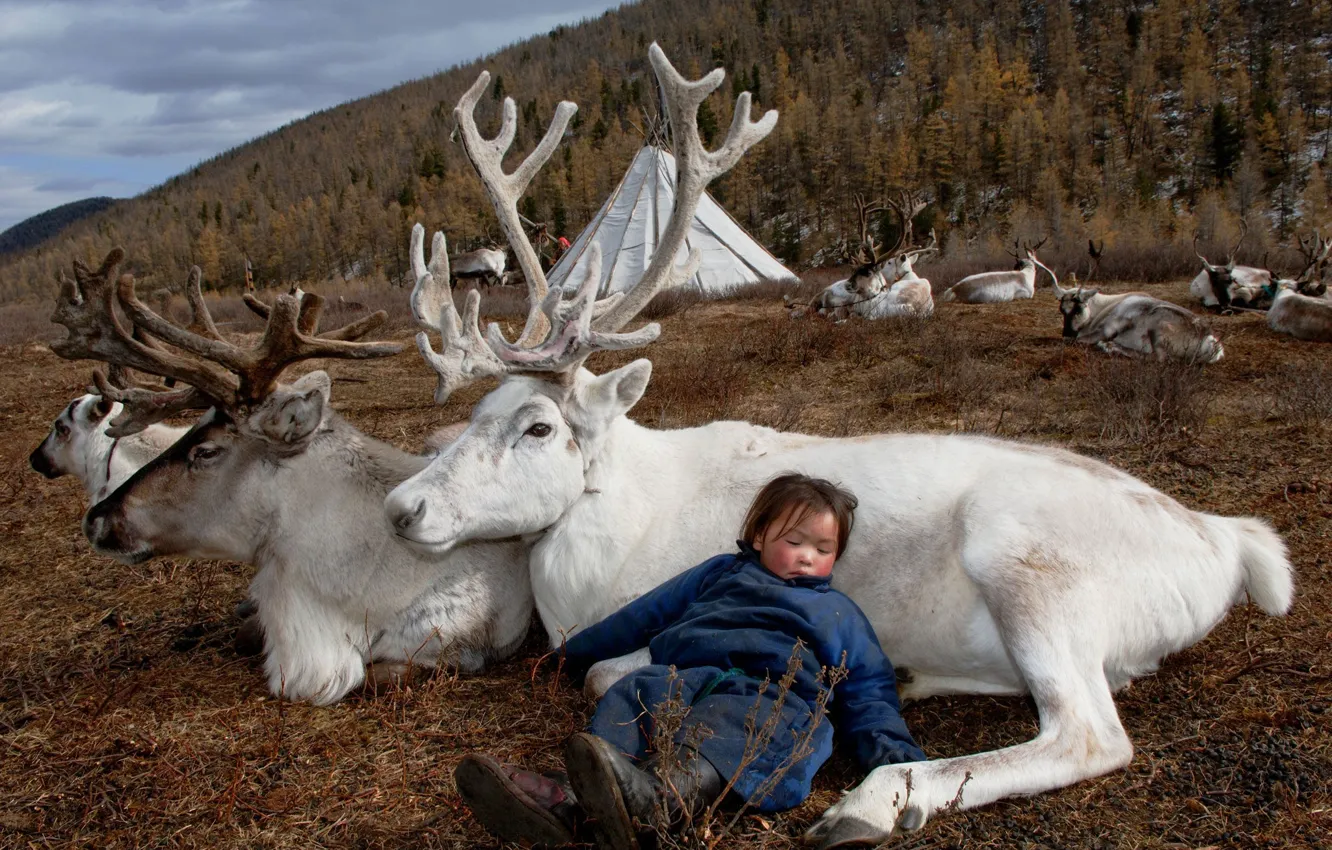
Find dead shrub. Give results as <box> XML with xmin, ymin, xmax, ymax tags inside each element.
<box><xmin>644</xmin><ymin>645</ymin><xmax>846</xmax><ymax>849</ymax></box>
<box><xmin>1266</xmin><ymin>362</ymin><xmax>1332</xmax><ymax>426</ymax></box>
<box><xmin>732</xmin><ymin>315</ymin><xmax>840</xmax><ymax>368</ymax></box>
<box><xmin>643</xmin><ymin>288</ymin><xmax>707</xmax><ymax>320</ymax></box>
<box><xmin>1082</xmin><ymin>357</ymin><xmax>1214</xmax><ymax>446</ymax></box>
<box><xmin>0</xmin><ymin>301</ymin><xmax>56</xmax><ymax>345</ymax></box>
<box><xmin>642</xmin><ymin>341</ymin><xmax>751</xmax><ymax>426</ymax></box>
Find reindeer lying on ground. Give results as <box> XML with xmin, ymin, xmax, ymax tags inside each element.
<box><xmin>1054</xmin><ymin>272</ymin><xmax>1224</xmax><ymax>362</ymax></box>
<box><xmin>384</xmin><ymin>45</ymin><xmax>1292</xmax><ymax>848</ymax></box>
<box><xmin>1266</xmin><ymin>232</ymin><xmax>1332</xmax><ymax>342</ymax></box>
<box><xmin>50</xmin><ymin>252</ymin><xmax>532</xmax><ymax>705</ymax></box>
<box><xmin>806</xmin><ymin>193</ymin><xmax>935</xmax><ymax>320</ymax></box>
<box><xmin>940</xmin><ymin>238</ymin><xmax>1049</xmax><ymax>303</ymax></box>
<box><xmin>451</xmin><ymin>247</ymin><xmax>508</xmax><ymax>288</ymax></box>
<box><xmin>1190</xmin><ymin>223</ymin><xmax>1272</xmax><ymax>309</ymax></box>
<box><xmin>30</xmin><ymin>393</ymin><xmax>186</xmax><ymax>503</ymax></box>
<box><xmin>846</xmin><ymin>229</ymin><xmax>938</xmax><ymax>320</ymax></box>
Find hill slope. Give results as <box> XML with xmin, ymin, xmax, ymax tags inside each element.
<box><xmin>0</xmin><ymin>197</ymin><xmax>117</xmax><ymax>257</ymax></box>
<box><xmin>1</xmin><ymin>0</ymin><xmax>1329</xmax><ymax>303</ymax></box>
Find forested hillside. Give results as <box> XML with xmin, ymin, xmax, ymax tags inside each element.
<box><xmin>0</xmin><ymin>197</ymin><xmax>117</xmax><ymax>257</ymax></box>
<box><xmin>2</xmin><ymin>0</ymin><xmax>1329</xmax><ymax>303</ymax></box>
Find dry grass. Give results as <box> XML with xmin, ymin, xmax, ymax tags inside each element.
<box><xmin>1</xmin><ymin>274</ymin><xmax>1329</xmax><ymax>849</ymax></box>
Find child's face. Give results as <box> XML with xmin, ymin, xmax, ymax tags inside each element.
<box><xmin>754</xmin><ymin>506</ymin><xmax>839</xmax><ymax>580</ymax></box>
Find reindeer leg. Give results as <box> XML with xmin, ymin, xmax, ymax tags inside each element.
<box><xmin>806</xmin><ymin>554</ymin><xmax>1133</xmax><ymax>848</ymax></box>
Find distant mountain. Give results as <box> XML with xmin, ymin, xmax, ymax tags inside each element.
<box><xmin>0</xmin><ymin>197</ymin><xmax>118</xmax><ymax>257</ymax></box>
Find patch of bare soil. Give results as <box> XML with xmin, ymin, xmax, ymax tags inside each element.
<box><xmin>0</xmin><ymin>279</ymin><xmax>1327</xmax><ymax>848</ymax></box>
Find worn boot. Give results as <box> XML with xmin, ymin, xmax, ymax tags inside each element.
<box><xmin>564</xmin><ymin>733</ymin><xmax>723</xmax><ymax>850</ymax></box>
<box><xmin>455</xmin><ymin>753</ymin><xmax>582</xmax><ymax>846</ymax></box>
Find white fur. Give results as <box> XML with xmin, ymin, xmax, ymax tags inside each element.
<box><xmin>452</xmin><ymin>248</ymin><xmax>507</xmax><ymax>284</ymax></box>
<box><xmin>31</xmin><ymin>394</ymin><xmax>186</xmax><ymax>502</ymax></box>
<box><xmin>1189</xmin><ymin>265</ymin><xmax>1271</xmax><ymax>307</ymax></box>
<box><xmin>816</xmin><ymin>256</ymin><xmax>933</xmax><ymax>320</ymax></box>
<box><xmin>941</xmin><ymin>260</ymin><xmax>1039</xmax><ymax>303</ymax></box>
<box><xmin>1267</xmin><ymin>281</ymin><xmax>1332</xmax><ymax>342</ymax></box>
<box><xmin>386</xmin><ymin>364</ymin><xmax>1292</xmax><ymax>842</ymax></box>
<box><xmin>1060</xmin><ymin>290</ymin><xmax>1224</xmax><ymax>362</ymax></box>
<box><xmin>83</xmin><ymin>374</ymin><xmax>532</xmax><ymax>705</ymax></box>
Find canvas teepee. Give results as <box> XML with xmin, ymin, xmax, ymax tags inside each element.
<box><xmin>547</xmin><ymin>146</ymin><xmax>796</xmax><ymax>297</ymax></box>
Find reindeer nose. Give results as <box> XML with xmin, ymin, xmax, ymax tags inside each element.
<box><xmin>393</xmin><ymin>498</ymin><xmax>428</xmax><ymax>533</ymax></box>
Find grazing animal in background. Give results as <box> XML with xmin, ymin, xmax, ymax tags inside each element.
<box><xmin>30</xmin><ymin>393</ymin><xmax>186</xmax><ymax>503</ymax></box>
<box><xmin>1190</xmin><ymin>223</ymin><xmax>1272</xmax><ymax>309</ymax></box>
<box><xmin>383</xmin><ymin>45</ymin><xmax>1292</xmax><ymax>847</ymax></box>
<box><xmin>451</xmin><ymin>247</ymin><xmax>508</xmax><ymax>288</ymax></box>
<box><xmin>1054</xmin><ymin>273</ymin><xmax>1224</xmax><ymax>362</ymax></box>
<box><xmin>940</xmin><ymin>237</ymin><xmax>1050</xmax><ymax>303</ymax></box>
<box><xmin>50</xmin><ymin>252</ymin><xmax>533</xmax><ymax>705</ymax></box>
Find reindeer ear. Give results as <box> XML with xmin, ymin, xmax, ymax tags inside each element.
<box><xmin>246</xmin><ymin>371</ymin><xmax>331</xmax><ymax>445</ymax></box>
<box><xmin>582</xmin><ymin>359</ymin><xmax>652</xmax><ymax>420</ymax></box>
<box><xmin>92</xmin><ymin>396</ymin><xmax>114</xmax><ymax>420</ymax></box>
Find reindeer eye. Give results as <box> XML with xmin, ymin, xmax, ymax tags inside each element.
<box><xmin>189</xmin><ymin>444</ymin><xmax>223</xmax><ymax>465</ymax></box>
<box><xmin>524</xmin><ymin>423</ymin><xmax>552</xmax><ymax>439</ymax></box>
<box><xmin>55</xmin><ymin>421</ymin><xmax>70</xmax><ymax>438</ymax></box>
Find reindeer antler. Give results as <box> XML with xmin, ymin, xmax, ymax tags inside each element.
<box><xmin>411</xmin><ymin>44</ymin><xmax>776</xmax><ymax>402</ymax></box>
<box><xmin>51</xmin><ymin>249</ymin><xmax>402</xmax><ymax>434</ymax></box>
<box><xmin>453</xmin><ymin>71</ymin><xmax>578</xmax><ymax>345</ymax></box>
<box><xmin>592</xmin><ymin>44</ymin><xmax>777</xmax><ymax>332</ymax></box>
<box><xmin>1295</xmin><ymin>229</ymin><xmax>1332</xmax><ymax>284</ymax></box>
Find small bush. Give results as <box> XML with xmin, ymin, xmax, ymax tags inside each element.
<box><xmin>1266</xmin><ymin>362</ymin><xmax>1332</xmax><ymax>426</ymax></box>
<box><xmin>1083</xmin><ymin>357</ymin><xmax>1214</xmax><ymax>446</ymax></box>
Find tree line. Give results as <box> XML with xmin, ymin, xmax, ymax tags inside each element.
<box><xmin>2</xmin><ymin>0</ymin><xmax>1329</xmax><ymax>303</ymax></box>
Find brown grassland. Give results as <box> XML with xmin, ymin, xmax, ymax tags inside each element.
<box><xmin>0</xmin><ymin>272</ymin><xmax>1328</xmax><ymax>849</ymax></box>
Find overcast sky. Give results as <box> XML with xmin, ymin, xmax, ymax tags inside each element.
<box><xmin>0</xmin><ymin>0</ymin><xmax>623</xmax><ymax>233</ymax></box>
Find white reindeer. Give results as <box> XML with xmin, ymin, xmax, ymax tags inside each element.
<box><xmin>810</xmin><ymin>194</ymin><xmax>935</xmax><ymax>320</ymax></box>
<box><xmin>940</xmin><ymin>238</ymin><xmax>1049</xmax><ymax>303</ymax></box>
<box><xmin>1267</xmin><ymin>279</ymin><xmax>1332</xmax><ymax>342</ymax></box>
<box><xmin>50</xmin><ymin>251</ymin><xmax>533</xmax><ymax>705</ymax></box>
<box><xmin>31</xmin><ymin>393</ymin><xmax>186</xmax><ymax>502</ymax></box>
<box><xmin>1189</xmin><ymin>224</ymin><xmax>1272</xmax><ymax>309</ymax></box>
<box><xmin>1264</xmin><ymin>233</ymin><xmax>1332</xmax><ymax>342</ymax></box>
<box><xmin>451</xmin><ymin>247</ymin><xmax>508</xmax><ymax>287</ymax></box>
<box><xmin>383</xmin><ymin>46</ymin><xmax>1293</xmax><ymax>847</ymax></box>
<box><xmin>1053</xmin><ymin>273</ymin><xmax>1225</xmax><ymax>362</ymax></box>
<box><xmin>849</xmin><ymin>229</ymin><xmax>938</xmax><ymax>320</ymax></box>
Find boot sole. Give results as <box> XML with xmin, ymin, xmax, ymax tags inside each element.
<box><xmin>454</xmin><ymin>754</ymin><xmax>574</xmax><ymax>846</ymax></box>
<box><xmin>565</xmin><ymin>733</ymin><xmax>642</xmax><ymax>850</ymax></box>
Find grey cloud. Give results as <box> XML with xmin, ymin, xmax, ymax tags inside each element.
<box><xmin>0</xmin><ymin>0</ymin><xmax>616</xmax><ymax>228</ymax></box>
<box><xmin>35</xmin><ymin>176</ymin><xmax>102</xmax><ymax>192</ymax></box>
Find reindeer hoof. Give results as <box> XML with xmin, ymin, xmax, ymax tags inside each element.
<box><xmin>234</xmin><ymin>614</ymin><xmax>264</xmax><ymax>657</ymax></box>
<box><xmin>804</xmin><ymin>816</ymin><xmax>891</xmax><ymax>849</ymax></box>
<box><xmin>234</xmin><ymin>597</ymin><xmax>259</xmax><ymax>619</ymax></box>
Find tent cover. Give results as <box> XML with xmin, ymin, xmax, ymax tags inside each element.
<box><xmin>547</xmin><ymin>146</ymin><xmax>797</xmax><ymax>297</ymax></box>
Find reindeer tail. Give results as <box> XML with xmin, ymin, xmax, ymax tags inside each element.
<box><xmin>1231</xmin><ymin>516</ymin><xmax>1293</xmax><ymax>615</ymax></box>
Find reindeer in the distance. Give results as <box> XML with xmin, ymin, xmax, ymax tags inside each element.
<box><xmin>384</xmin><ymin>44</ymin><xmax>1291</xmax><ymax>847</ymax></box>
<box><xmin>940</xmin><ymin>236</ymin><xmax>1051</xmax><ymax>303</ymax></box>
<box><xmin>1266</xmin><ymin>230</ymin><xmax>1332</xmax><ymax>342</ymax></box>
<box><xmin>808</xmin><ymin>190</ymin><xmax>936</xmax><ymax>319</ymax></box>
<box><xmin>1190</xmin><ymin>222</ymin><xmax>1273</xmax><ymax>310</ymax></box>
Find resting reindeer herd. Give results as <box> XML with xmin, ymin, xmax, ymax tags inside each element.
<box><xmin>33</xmin><ymin>45</ymin><xmax>1303</xmax><ymax>849</ymax></box>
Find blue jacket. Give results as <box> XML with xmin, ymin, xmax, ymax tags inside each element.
<box><xmin>564</xmin><ymin>544</ymin><xmax>925</xmax><ymax>772</ymax></box>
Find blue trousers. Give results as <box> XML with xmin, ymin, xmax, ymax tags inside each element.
<box><xmin>586</xmin><ymin>664</ymin><xmax>834</xmax><ymax>812</ymax></box>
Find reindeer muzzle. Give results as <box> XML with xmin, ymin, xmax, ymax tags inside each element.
<box><xmin>83</xmin><ymin>498</ymin><xmax>150</xmax><ymax>563</ymax></box>
<box><xmin>29</xmin><ymin>442</ymin><xmax>60</xmax><ymax>479</ymax></box>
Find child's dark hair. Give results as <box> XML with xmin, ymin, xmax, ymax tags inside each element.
<box><xmin>741</xmin><ymin>473</ymin><xmax>859</xmax><ymax>557</ymax></box>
